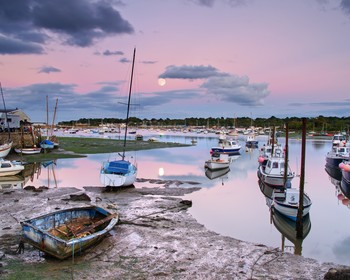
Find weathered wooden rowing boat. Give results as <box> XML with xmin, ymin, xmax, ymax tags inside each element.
<box><xmin>20</xmin><ymin>205</ymin><xmax>118</xmax><ymax>259</ymax></box>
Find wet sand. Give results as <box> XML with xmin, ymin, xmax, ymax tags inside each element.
<box><xmin>0</xmin><ymin>184</ymin><xmax>348</xmax><ymax>279</ymax></box>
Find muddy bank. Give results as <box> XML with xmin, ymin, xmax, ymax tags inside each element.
<box><xmin>0</xmin><ymin>185</ymin><xmax>348</xmax><ymax>279</ymax></box>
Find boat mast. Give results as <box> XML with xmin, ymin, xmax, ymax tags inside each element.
<box><xmin>51</xmin><ymin>98</ymin><xmax>58</xmax><ymax>136</ymax></box>
<box><xmin>122</xmin><ymin>47</ymin><xmax>136</xmax><ymax>160</ymax></box>
<box><xmin>0</xmin><ymin>82</ymin><xmax>11</xmax><ymax>141</ymax></box>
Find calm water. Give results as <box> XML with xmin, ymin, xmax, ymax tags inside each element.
<box><xmin>13</xmin><ymin>131</ymin><xmax>350</xmax><ymax>266</ymax></box>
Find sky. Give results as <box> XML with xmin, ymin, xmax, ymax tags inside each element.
<box><xmin>1</xmin><ymin>0</ymin><xmax>350</xmax><ymax>123</ymax></box>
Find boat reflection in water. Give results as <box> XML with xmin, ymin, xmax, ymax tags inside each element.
<box><xmin>0</xmin><ymin>174</ymin><xmax>26</xmax><ymax>190</ymax></box>
<box><xmin>259</xmin><ymin>179</ymin><xmax>311</xmax><ymax>255</ymax></box>
<box><xmin>205</xmin><ymin>167</ymin><xmax>229</xmax><ymax>184</ymax></box>
<box><xmin>325</xmin><ymin>164</ymin><xmax>350</xmax><ymax>209</ymax></box>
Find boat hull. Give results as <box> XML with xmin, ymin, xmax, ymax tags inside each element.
<box><xmin>15</xmin><ymin>148</ymin><xmax>42</xmax><ymax>155</ymax></box>
<box><xmin>0</xmin><ymin>160</ymin><xmax>24</xmax><ymax>177</ymax></box>
<box><xmin>0</xmin><ymin>141</ymin><xmax>12</xmax><ymax>158</ymax></box>
<box><xmin>211</xmin><ymin>147</ymin><xmax>240</xmax><ymax>155</ymax></box>
<box><xmin>273</xmin><ymin>192</ymin><xmax>312</xmax><ymax>221</ymax></box>
<box><xmin>100</xmin><ymin>160</ymin><xmax>137</xmax><ymax>187</ymax></box>
<box><xmin>21</xmin><ymin>206</ymin><xmax>118</xmax><ymax>260</ymax></box>
<box><xmin>258</xmin><ymin>166</ymin><xmax>294</xmax><ymax>187</ymax></box>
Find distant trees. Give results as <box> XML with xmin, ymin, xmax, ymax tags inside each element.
<box><xmin>58</xmin><ymin>115</ymin><xmax>350</xmax><ymax>133</ymax></box>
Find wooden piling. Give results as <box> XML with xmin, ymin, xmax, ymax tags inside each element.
<box><xmin>296</xmin><ymin>118</ymin><xmax>307</xmax><ymax>238</ymax></box>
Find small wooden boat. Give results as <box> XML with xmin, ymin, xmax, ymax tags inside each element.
<box><xmin>0</xmin><ymin>141</ymin><xmax>12</xmax><ymax>158</ymax></box>
<box><xmin>205</xmin><ymin>154</ymin><xmax>230</xmax><ymax>170</ymax></box>
<box><xmin>272</xmin><ymin>188</ymin><xmax>312</xmax><ymax>221</ymax></box>
<box><xmin>14</xmin><ymin>147</ymin><xmax>42</xmax><ymax>155</ymax></box>
<box><xmin>20</xmin><ymin>205</ymin><xmax>119</xmax><ymax>260</ymax></box>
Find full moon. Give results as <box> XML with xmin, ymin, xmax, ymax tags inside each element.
<box><xmin>158</xmin><ymin>167</ymin><xmax>164</xmax><ymax>176</ymax></box>
<box><xmin>158</xmin><ymin>78</ymin><xmax>166</xmax><ymax>86</ymax></box>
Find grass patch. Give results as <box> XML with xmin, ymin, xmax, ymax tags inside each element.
<box><xmin>11</xmin><ymin>137</ymin><xmax>190</xmax><ymax>162</ymax></box>
<box><xmin>56</xmin><ymin>137</ymin><xmax>189</xmax><ymax>154</ymax></box>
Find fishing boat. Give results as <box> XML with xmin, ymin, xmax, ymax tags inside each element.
<box><xmin>332</xmin><ymin>133</ymin><xmax>347</xmax><ymax>147</ymax></box>
<box><xmin>204</xmin><ymin>154</ymin><xmax>230</xmax><ymax>170</ymax></box>
<box><xmin>14</xmin><ymin>147</ymin><xmax>42</xmax><ymax>155</ymax></box>
<box><xmin>272</xmin><ymin>188</ymin><xmax>312</xmax><ymax>221</ymax></box>
<box><xmin>245</xmin><ymin>133</ymin><xmax>258</xmax><ymax>147</ymax></box>
<box><xmin>211</xmin><ymin>139</ymin><xmax>241</xmax><ymax>155</ymax></box>
<box><xmin>20</xmin><ymin>205</ymin><xmax>119</xmax><ymax>260</ymax></box>
<box><xmin>258</xmin><ymin>156</ymin><xmax>294</xmax><ymax>187</ymax></box>
<box><xmin>0</xmin><ymin>159</ymin><xmax>24</xmax><ymax>177</ymax></box>
<box><xmin>100</xmin><ymin>48</ymin><xmax>138</xmax><ymax>187</ymax></box>
<box><xmin>325</xmin><ymin>145</ymin><xmax>350</xmax><ymax>169</ymax></box>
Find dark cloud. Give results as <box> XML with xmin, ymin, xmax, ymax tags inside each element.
<box><xmin>3</xmin><ymin>82</ymin><xmax>129</xmax><ymax>120</ymax></box>
<box><xmin>201</xmin><ymin>75</ymin><xmax>270</xmax><ymax>106</ymax></box>
<box><xmin>0</xmin><ymin>0</ymin><xmax>134</xmax><ymax>54</ymax></box>
<box><xmin>102</xmin><ymin>50</ymin><xmax>124</xmax><ymax>56</ymax></box>
<box><xmin>159</xmin><ymin>65</ymin><xmax>228</xmax><ymax>79</ymax></box>
<box><xmin>119</xmin><ymin>57</ymin><xmax>131</xmax><ymax>63</ymax></box>
<box><xmin>38</xmin><ymin>66</ymin><xmax>61</xmax><ymax>74</ymax></box>
<box><xmin>340</xmin><ymin>0</ymin><xmax>350</xmax><ymax>15</ymax></box>
<box><xmin>0</xmin><ymin>35</ymin><xmax>44</xmax><ymax>54</ymax></box>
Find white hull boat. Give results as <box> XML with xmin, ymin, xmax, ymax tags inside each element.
<box><xmin>100</xmin><ymin>160</ymin><xmax>137</xmax><ymax>187</ymax></box>
<box><xmin>0</xmin><ymin>141</ymin><xmax>12</xmax><ymax>158</ymax></box>
<box><xmin>272</xmin><ymin>188</ymin><xmax>312</xmax><ymax>221</ymax></box>
<box><xmin>0</xmin><ymin>159</ymin><xmax>24</xmax><ymax>177</ymax></box>
<box><xmin>15</xmin><ymin>147</ymin><xmax>42</xmax><ymax>155</ymax></box>
<box><xmin>205</xmin><ymin>154</ymin><xmax>230</xmax><ymax>170</ymax></box>
<box><xmin>258</xmin><ymin>156</ymin><xmax>294</xmax><ymax>187</ymax></box>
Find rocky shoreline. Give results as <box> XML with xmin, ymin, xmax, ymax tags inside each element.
<box><xmin>0</xmin><ymin>184</ymin><xmax>349</xmax><ymax>279</ymax></box>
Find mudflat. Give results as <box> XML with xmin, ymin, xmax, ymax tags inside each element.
<box><xmin>0</xmin><ymin>184</ymin><xmax>348</xmax><ymax>280</ymax></box>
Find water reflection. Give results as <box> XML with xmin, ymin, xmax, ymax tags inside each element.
<box><xmin>8</xmin><ymin>134</ymin><xmax>350</xmax><ymax>265</ymax></box>
<box><xmin>258</xmin><ymin>179</ymin><xmax>311</xmax><ymax>255</ymax></box>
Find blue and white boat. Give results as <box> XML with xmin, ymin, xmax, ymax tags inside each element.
<box><xmin>245</xmin><ymin>133</ymin><xmax>258</xmax><ymax>147</ymax></box>
<box><xmin>325</xmin><ymin>145</ymin><xmax>350</xmax><ymax>169</ymax></box>
<box><xmin>20</xmin><ymin>205</ymin><xmax>118</xmax><ymax>260</ymax></box>
<box><xmin>272</xmin><ymin>188</ymin><xmax>312</xmax><ymax>221</ymax></box>
<box><xmin>211</xmin><ymin>139</ymin><xmax>241</xmax><ymax>155</ymax></box>
<box><xmin>40</xmin><ymin>139</ymin><xmax>55</xmax><ymax>149</ymax></box>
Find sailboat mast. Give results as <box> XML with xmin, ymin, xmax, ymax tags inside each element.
<box><xmin>51</xmin><ymin>98</ymin><xmax>58</xmax><ymax>136</ymax></box>
<box><xmin>122</xmin><ymin>48</ymin><xmax>136</xmax><ymax>159</ymax></box>
<box><xmin>0</xmin><ymin>83</ymin><xmax>11</xmax><ymax>141</ymax></box>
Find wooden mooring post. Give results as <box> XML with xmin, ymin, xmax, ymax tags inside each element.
<box><xmin>296</xmin><ymin>118</ymin><xmax>307</xmax><ymax>238</ymax></box>
<box><xmin>283</xmin><ymin>122</ymin><xmax>289</xmax><ymax>187</ymax></box>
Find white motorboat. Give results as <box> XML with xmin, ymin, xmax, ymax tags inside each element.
<box><xmin>205</xmin><ymin>154</ymin><xmax>230</xmax><ymax>170</ymax></box>
<box><xmin>0</xmin><ymin>159</ymin><xmax>24</xmax><ymax>177</ymax></box>
<box><xmin>14</xmin><ymin>147</ymin><xmax>42</xmax><ymax>155</ymax></box>
<box><xmin>211</xmin><ymin>139</ymin><xmax>241</xmax><ymax>155</ymax></box>
<box><xmin>258</xmin><ymin>156</ymin><xmax>294</xmax><ymax>187</ymax></box>
<box><xmin>272</xmin><ymin>188</ymin><xmax>312</xmax><ymax>221</ymax></box>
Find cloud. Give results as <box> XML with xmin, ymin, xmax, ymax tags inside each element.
<box><xmin>340</xmin><ymin>0</ymin><xmax>350</xmax><ymax>15</ymax></box>
<box><xmin>0</xmin><ymin>0</ymin><xmax>134</xmax><ymax>53</ymax></box>
<box><xmin>159</xmin><ymin>65</ymin><xmax>228</xmax><ymax>80</ymax></box>
<box><xmin>201</xmin><ymin>75</ymin><xmax>270</xmax><ymax>106</ymax></box>
<box><xmin>159</xmin><ymin>64</ymin><xmax>270</xmax><ymax>106</ymax></box>
<box><xmin>0</xmin><ymin>35</ymin><xmax>44</xmax><ymax>54</ymax></box>
<box><xmin>38</xmin><ymin>66</ymin><xmax>61</xmax><ymax>74</ymax></box>
<box><xmin>102</xmin><ymin>50</ymin><xmax>124</xmax><ymax>56</ymax></box>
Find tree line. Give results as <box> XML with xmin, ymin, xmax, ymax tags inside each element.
<box><xmin>58</xmin><ymin>115</ymin><xmax>350</xmax><ymax>133</ymax></box>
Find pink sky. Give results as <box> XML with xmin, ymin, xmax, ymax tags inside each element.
<box><xmin>1</xmin><ymin>0</ymin><xmax>350</xmax><ymax>122</ymax></box>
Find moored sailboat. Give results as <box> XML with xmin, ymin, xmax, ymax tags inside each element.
<box><xmin>100</xmin><ymin>48</ymin><xmax>138</xmax><ymax>187</ymax></box>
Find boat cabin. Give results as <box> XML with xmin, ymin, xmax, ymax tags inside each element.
<box><xmin>332</xmin><ymin>134</ymin><xmax>347</xmax><ymax>147</ymax></box>
<box><xmin>265</xmin><ymin>158</ymin><xmax>287</xmax><ymax>176</ymax></box>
